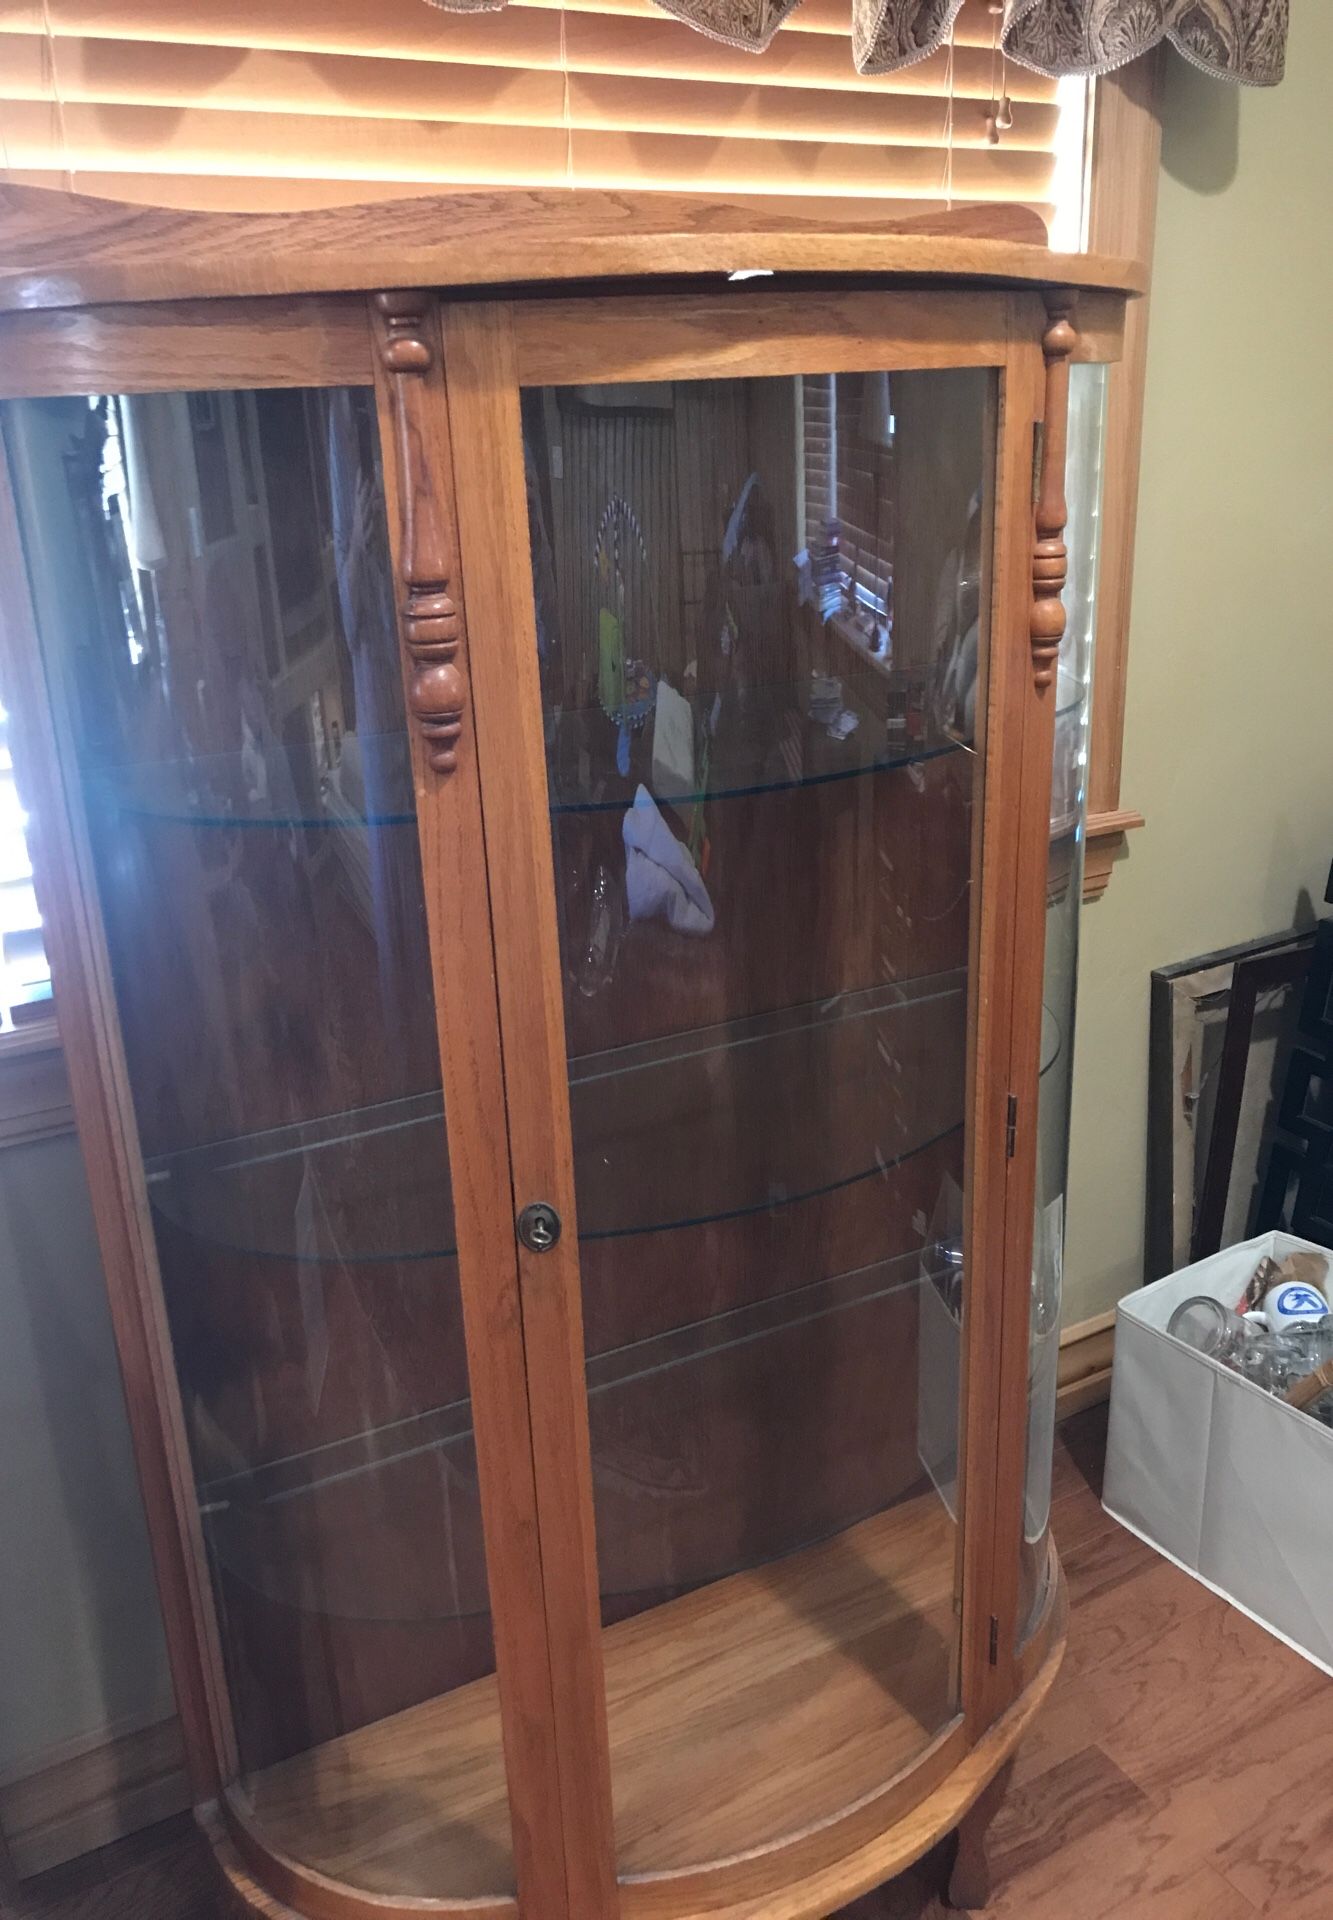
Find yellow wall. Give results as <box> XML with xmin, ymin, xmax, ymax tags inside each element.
<box><xmin>1064</xmin><ymin>10</ymin><xmax>1333</xmax><ymax>1327</ymax></box>
<box><xmin>0</xmin><ymin>1133</ymin><xmax>174</xmax><ymax>1777</ymax></box>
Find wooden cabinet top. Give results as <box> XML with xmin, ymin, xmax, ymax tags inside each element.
<box><xmin>0</xmin><ymin>183</ymin><xmax>1145</xmax><ymax>314</ymax></box>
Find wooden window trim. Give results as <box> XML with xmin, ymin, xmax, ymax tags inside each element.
<box><xmin>0</xmin><ymin>1018</ymin><xmax>75</xmax><ymax>1146</ymax></box>
<box><xmin>1081</xmin><ymin>50</ymin><xmax>1163</xmax><ymax>901</ymax></box>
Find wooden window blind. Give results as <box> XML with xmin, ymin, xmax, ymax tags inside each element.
<box><xmin>0</xmin><ymin>0</ymin><xmax>1083</xmax><ymax>227</ymax></box>
<box><xmin>0</xmin><ymin>701</ymin><xmax>51</xmax><ymax>1031</ymax></box>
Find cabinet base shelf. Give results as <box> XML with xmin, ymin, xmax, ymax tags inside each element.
<box><xmin>211</xmin><ymin>1512</ymin><xmax>1066</xmax><ymax>1920</ymax></box>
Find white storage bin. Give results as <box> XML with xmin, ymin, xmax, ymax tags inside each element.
<box><xmin>1104</xmin><ymin>1229</ymin><xmax>1333</xmax><ymax>1676</ymax></box>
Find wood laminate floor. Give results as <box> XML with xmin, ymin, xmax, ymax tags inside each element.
<box><xmin>6</xmin><ymin>1406</ymin><xmax>1331</xmax><ymax>1920</ymax></box>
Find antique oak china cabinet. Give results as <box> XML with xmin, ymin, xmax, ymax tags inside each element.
<box><xmin>0</xmin><ymin>185</ymin><xmax>1138</xmax><ymax>1920</ymax></box>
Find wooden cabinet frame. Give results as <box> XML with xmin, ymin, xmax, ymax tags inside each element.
<box><xmin>0</xmin><ymin>298</ymin><xmax>571</xmax><ymax>1920</ymax></box>
<box><xmin>412</xmin><ymin>283</ymin><xmax>1089</xmax><ymax>1915</ymax></box>
<box><xmin>0</xmin><ymin>194</ymin><xmax>1135</xmax><ymax>1920</ymax></box>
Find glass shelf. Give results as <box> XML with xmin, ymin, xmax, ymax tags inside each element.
<box><xmin>84</xmin><ymin>693</ymin><xmax>962</xmax><ymax>834</ymax></box>
<box><xmin>146</xmin><ymin>1090</ymin><xmax>456</xmax><ymax>1266</ymax></box>
<box><xmin>546</xmin><ymin>685</ymin><xmax>961</xmax><ymax>817</ymax></box>
<box><xmin>148</xmin><ymin>971</ymin><xmax>980</xmax><ymax>1261</ymax></box>
<box><xmin>566</xmin><ymin>971</ymin><xmax>966</xmax><ymax>1239</ymax></box>
<box><xmin>147</xmin><ymin>970</ymin><xmax>1062</xmax><ymax>1264</ymax></box>
<box><xmin>200</xmin><ymin>1243</ymin><xmax>946</xmax><ymax>1623</ymax></box>
<box><xmin>88</xmin><ymin>731</ymin><xmax>418</xmax><ymax>831</ymax></box>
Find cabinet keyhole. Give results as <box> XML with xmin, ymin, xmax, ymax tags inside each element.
<box><xmin>517</xmin><ymin>1202</ymin><xmax>562</xmax><ymax>1252</ymax></box>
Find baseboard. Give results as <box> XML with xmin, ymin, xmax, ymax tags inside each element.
<box><xmin>1056</xmin><ymin>1310</ymin><xmax>1116</xmax><ymax>1420</ymax></box>
<box><xmin>0</xmin><ymin>1713</ymin><xmax>190</xmax><ymax>1879</ymax></box>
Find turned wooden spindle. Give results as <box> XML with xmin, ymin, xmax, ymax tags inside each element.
<box><xmin>373</xmin><ymin>289</ymin><xmax>467</xmax><ymax>774</ymax></box>
<box><xmin>1030</xmin><ymin>291</ymin><xmax>1078</xmax><ymax>692</ymax></box>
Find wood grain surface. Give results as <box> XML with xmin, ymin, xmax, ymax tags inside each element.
<box><xmin>953</xmin><ymin>313</ymin><xmax>1044</xmax><ymax>1740</ymax></box>
<box><xmin>0</xmin><ymin>184</ymin><xmax>1145</xmax><ymax>315</ymax></box>
<box><xmin>441</xmin><ymin>297</ymin><xmax>620</xmax><ymax>1920</ymax></box>
<box><xmin>1085</xmin><ymin>52</ymin><xmax>1163</xmax><ymax>834</ymax></box>
<box><xmin>230</xmin><ymin>1495</ymin><xmax>956</xmax><ymax>1905</ymax></box>
<box><xmin>18</xmin><ymin>1408</ymin><xmax>1324</xmax><ymax>1920</ymax></box>
<box><xmin>509</xmin><ymin>290</ymin><xmax>1010</xmax><ymax>386</ymax></box>
<box><xmin>371</xmin><ymin>291</ymin><xmax>574</xmax><ymax>1920</ymax></box>
<box><xmin>0</xmin><ymin>296</ymin><xmax>374</xmax><ymax>399</ymax></box>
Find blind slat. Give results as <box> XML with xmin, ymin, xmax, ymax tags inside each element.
<box><xmin>0</xmin><ymin>37</ymin><xmax>1060</xmax><ymax>148</ymax></box>
<box><xmin>0</xmin><ymin>11</ymin><xmax>1059</xmax><ymax>100</ymax></box>
<box><xmin>0</xmin><ymin>0</ymin><xmax>1078</xmax><ymax>224</ymax></box>
<box><xmin>0</xmin><ymin>0</ymin><xmax>1056</xmax><ymax>81</ymax></box>
<box><xmin>524</xmin><ymin>0</ymin><xmax>1022</xmax><ymax>46</ymax></box>
<box><xmin>0</xmin><ymin>101</ymin><xmax>1058</xmax><ymax>197</ymax></box>
<box><xmin>2</xmin><ymin>169</ymin><xmax>1054</xmax><ymax>221</ymax></box>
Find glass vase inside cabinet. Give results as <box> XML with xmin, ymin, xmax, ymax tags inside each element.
<box><xmin>2</xmin><ymin>386</ymin><xmax>520</xmax><ymax>1901</ymax></box>
<box><xmin>519</xmin><ymin>359</ymin><xmax>996</xmax><ymax>1872</ymax></box>
<box><xmin>1019</xmin><ymin>360</ymin><xmax>1110</xmax><ymax>1645</ymax></box>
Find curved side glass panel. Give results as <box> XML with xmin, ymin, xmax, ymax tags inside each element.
<box><xmin>522</xmin><ymin>367</ymin><xmax>993</xmax><ymax>1870</ymax></box>
<box><xmin>1018</xmin><ymin>361</ymin><xmax>1109</xmax><ymax>1646</ymax></box>
<box><xmin>4</xmin><ymin>389</ymin><xmax>512</xmax><ymax>1900</ymax></box>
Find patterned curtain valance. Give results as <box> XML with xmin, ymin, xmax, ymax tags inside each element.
<box><xmin>984</xmin><ymin>1</ymin><xmax>1287</xmax><ymax>86</ymax></box>
<box><xmin>426</xmin><ymin>0</ymin><xmax>1289</xmax><ymax>85</ymax></box>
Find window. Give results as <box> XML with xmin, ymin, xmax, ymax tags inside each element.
<box><xmin>0</xmin><ymin>700</ymin><xmax>51</xmax><ymax>1032</ymax></box>
<box><xmin>801</xmin><ymin>372</ymin><xmax>895</xmax><ymax>635</ymax></box>
<box><xmin>1</xmin><ymin>0</ymin><xmax>1088</xmax><ymax>239</ymax></box>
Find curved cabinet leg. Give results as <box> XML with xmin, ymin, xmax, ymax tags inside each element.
<box><xmin>945</xmin><ymin>1758</ymin><xmax>1013</xmax><ymax>1911</ymax></box>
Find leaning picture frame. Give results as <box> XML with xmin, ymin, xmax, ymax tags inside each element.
<box><xmin>1147</xmin><ymin>929</ymin><xmax>1315</xmax><ymax>1280</ymax></box>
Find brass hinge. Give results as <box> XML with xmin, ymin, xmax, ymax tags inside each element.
<box><xmin>988</xmin><ymin>1615</ymin><xmax>1000</xmax><ymax>1665</ymax></box>
<box><xmin>1032</xmin><ymin>419</ymin><xmax>1045</xmax><ymax>503</ymax></box>
<box><xmin>1006</xmin><ymin>1093</ymin><xmax>1018</xmax><ymax>1160</ymax></box>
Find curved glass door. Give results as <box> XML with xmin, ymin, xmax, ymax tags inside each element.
<box><xmin>4</xmin><ymin>387</ymin><xmax>513</xmax><ymax>1900</ymax></box>
<box><xmin>523</xmin><ymin>365</ymin><xmax>993</xmax><ymax>1873</ymax></box>
<box><xmin>1019</xmin><ymin>360</ymin><xmax>1109</xmax><ymax>1645</ymax></box>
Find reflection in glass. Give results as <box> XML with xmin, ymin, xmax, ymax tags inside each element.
<box><xmin>4</xmin><ymin>389</ymin><xmax>512</xmax><ymax>1900</ymax></box>
<box><xmin>1018</xmin><ymin>362</ymin><xmax>1109</xmax><ymax>1645</ymax></box>
<box><xmin>524</xmin><ymin>369</ymin><xmax>992</xmax><ymax>1867</ymax></box>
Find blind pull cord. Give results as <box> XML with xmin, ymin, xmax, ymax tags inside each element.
<box><xmin>942</xmin><ymin>27</ymin><xmax>955</xmax><ymax>211</ymax></box>
<box><xmin>561</xmin><ymin>5</ymin><xmax>575</xmax><ymax>186</ymax></box>
<box><xmin>41</xmin><ymin>0</ymin><xmax>74</xmax><ymax>192</ymax></box>
<box><xmin>986</xmin><ymin>2</ymin><xmax>1013</xmax><ymax>144</ymax></box>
